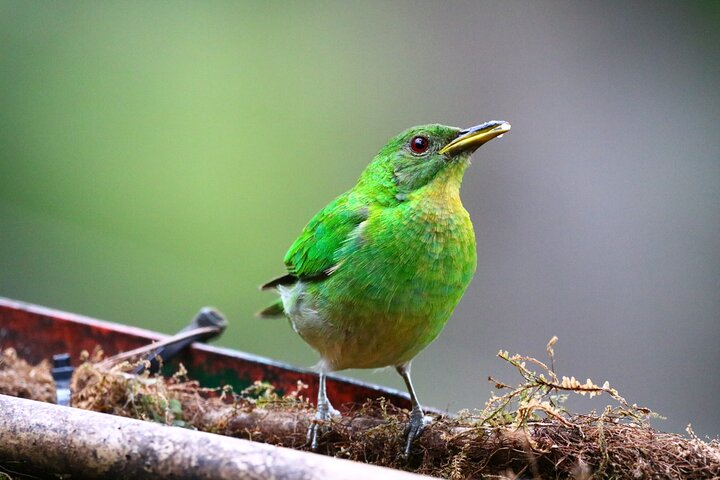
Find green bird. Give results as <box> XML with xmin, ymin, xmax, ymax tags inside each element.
<box><xmin>259</xmin><ymin>120</ymin><xmax>510</xmax><ymax>455</ymax></box>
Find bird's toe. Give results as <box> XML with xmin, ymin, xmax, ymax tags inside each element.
<box><xmin>306</xmin><ymin>402</ymin><xmax>340</xmax><ymax>450</ymax></box>
<box><xmin>403</xmin><ymin>409</ymin><xmax>432</xmax><ymax>458</ymax></box>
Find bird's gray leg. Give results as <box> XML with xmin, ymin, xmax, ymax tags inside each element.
<box><xmin>307</xmin><ymin>369</ymin><xmax>340</xmax><ymax>450</ymax></box>
<box><xmin>396</xmin><ymin>362</ymin><xmax>431</xmax><ymax>457</ymax></box>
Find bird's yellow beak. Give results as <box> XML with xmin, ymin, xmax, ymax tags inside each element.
<box><xmin>439</xmin><ymin>121</ymin><xmax>511</xmax><ymax>156</ymax></box>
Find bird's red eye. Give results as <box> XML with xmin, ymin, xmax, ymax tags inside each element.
<box><xmin>410</xmin><ymin>136</ymin><xmax>430</xmax><ymax>154</ymax></box>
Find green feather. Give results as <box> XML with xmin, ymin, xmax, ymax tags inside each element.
<box><xmin>256</xmin><ymin>299</ymin><xmax>285</xmax><ymax>318</ymax></box>
<box><xmin>283</xmin><ymin>193</ymin><xmax>368</xmax><ymax>279</ymax></box>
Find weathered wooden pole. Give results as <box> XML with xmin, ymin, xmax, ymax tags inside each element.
<box><xmin>0</xmin><ymin>394</ymin><xmax>432</xmax><ymax>480</ymax></box>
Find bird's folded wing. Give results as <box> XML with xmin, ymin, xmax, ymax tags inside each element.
<box><xmin>282</xmin><ymin>192</ymin><xmax>368</xmax><ymax>282</ymax></box>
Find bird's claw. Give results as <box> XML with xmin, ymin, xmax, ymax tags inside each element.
<box><xmin>307</xmin><ymin>403</ymin><xmax>340</xmax><ymax>450</ymax></box>
<box><xmin>403</xmin><ymin>407</ymin><xmax>431</xmax><ymax>458</ymax></box>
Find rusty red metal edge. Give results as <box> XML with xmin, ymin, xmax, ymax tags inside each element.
<box><xmin>0</xmin><ymin>297</ymin><xmax>427</xmax><ymax>412</ymax></box>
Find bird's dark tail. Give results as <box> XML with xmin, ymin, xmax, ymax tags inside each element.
<box><xmin>256</xmin><ymin>299</ymin><xmax>286</xmax><ymax>318</ymax></box>
<box><xmin>259</xmin><ymin>274</ymin><xmax>297</xmax><ymax>291</ymax></box>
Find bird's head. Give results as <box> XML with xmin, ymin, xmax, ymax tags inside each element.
<box><xmin>359</xmin><ymin>121</ymin><xmax>511</xmax><ymax>201</ymax></box>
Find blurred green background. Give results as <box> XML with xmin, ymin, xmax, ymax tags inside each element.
<box><xmin>1</xmin><ymin>1</ymin><xmax>719</xmax><ymax>435</ymax></box>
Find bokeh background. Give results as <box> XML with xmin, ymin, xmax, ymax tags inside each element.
<box><xmin>1</xmin><ymin>1</ymin><xmax>718</xmax><ymax>436</ymax></box>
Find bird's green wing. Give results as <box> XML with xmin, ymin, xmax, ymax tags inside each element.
<box><xmin>283</xmin><ymin>192</ymin><xmax>368</xmax><ymax>281</ymax></box>
<box><xmin>258</xmin><ymin>192</ymin><xmax>367</xmax><ymax>317</ymax></box>
<box><xmin>285</xmin><ymin>192</ymin><xmax>368</xmax><ymax>279</ymax></box>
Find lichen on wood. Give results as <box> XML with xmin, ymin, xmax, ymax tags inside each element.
<box><xmin>0</xmin><ymin>348</ymin><xmax>55</xmax><ymax>403</ymax></box>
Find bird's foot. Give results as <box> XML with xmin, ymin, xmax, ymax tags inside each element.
<box><xmin>307</xmin><ymin>402</ymin><xmax>340</xmax><ymax>450</ymax></box>
<box><xmin>403</xmin><ymin>406</ymin><xmax>431</xmax><ymax>458</ymax></box>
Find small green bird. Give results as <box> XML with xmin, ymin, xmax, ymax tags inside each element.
<box><xmin>260</xmin><ymin>121</ymin><xmax>510</xmax><ymax>455</ymax></box>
